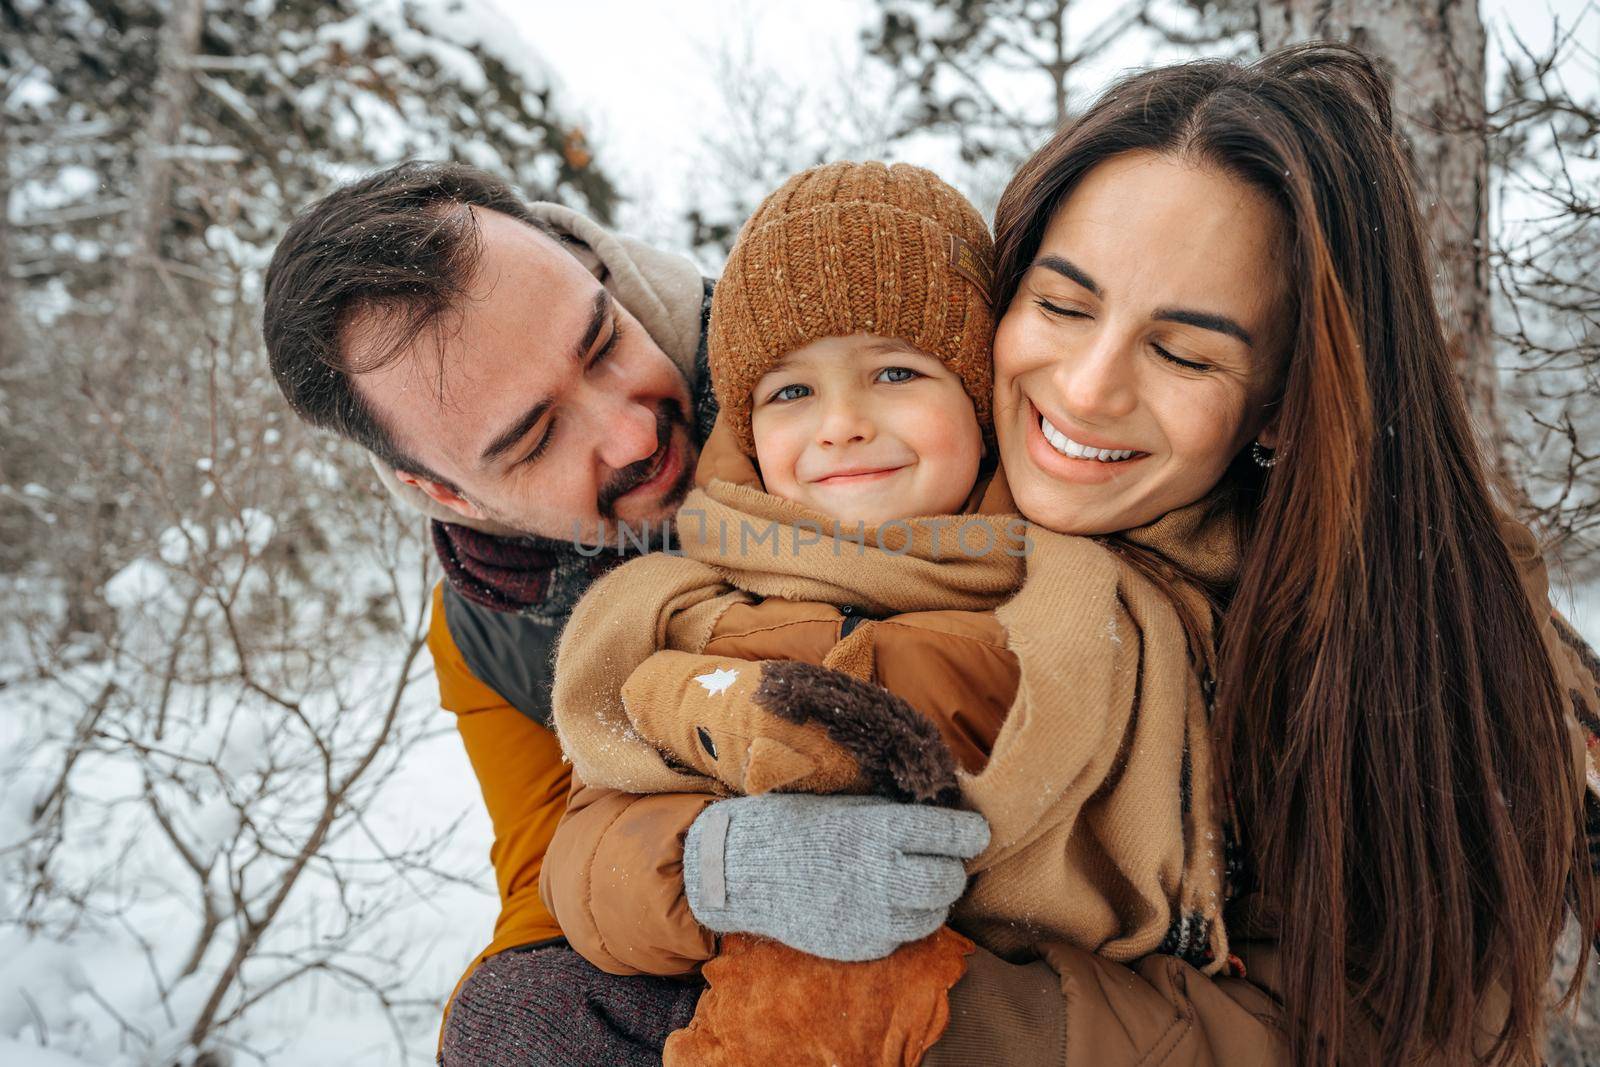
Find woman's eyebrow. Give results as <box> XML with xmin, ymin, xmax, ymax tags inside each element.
<box><xmin>1036</xmin><ymin>253</ymin><xmax>1253</xmax><ymax>346</ymax></box>
<box><xmin>1034</xmin><ymin>254</ymin><xmax>1101</xmax><ymax>297</ymax></box>
<box><xmin>1153</xmin><ymin>307</ymin><xmax>1253</xmax><ymax>346</ymax></box>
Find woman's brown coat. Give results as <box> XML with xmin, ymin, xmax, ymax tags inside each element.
<box><xmin>920</xmin><ymin>516</ymin><xmax>1600</xmax><ymax>1066</ymax></box>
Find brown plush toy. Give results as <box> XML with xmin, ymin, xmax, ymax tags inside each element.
<box><xmin>617</xmin><ymin>641</ymin><xmax>978</xmax><ymax>1067</ymax></box>
<box><xmin>620</xmin><ymin>646</ymin><xmax>962</xmax><ymax>806</ymax></box>
<box><xmin>666</xmin><ymin>927</ymin><xmax>974</xmax><ymax>1067</ymax></box>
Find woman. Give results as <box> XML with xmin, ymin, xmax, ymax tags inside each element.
<box><xmin>932</xmin><ymin>40</ymin><xmax>1600</xmax><ymax>1065</ymax></box>
<box><xmin>442</xmin><ymin>43</ymin><xmax>1600</xmax><ymax>1066</ymax></box>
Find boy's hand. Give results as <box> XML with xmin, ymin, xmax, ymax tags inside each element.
<box><xmin>682</xmin><ymin>793</ymin><xmax>989</xmax><ymax>961</ymax></box>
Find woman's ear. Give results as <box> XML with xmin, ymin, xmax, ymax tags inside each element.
<box><xmin>1254</xmin><ymin>420</ymin><xmax>1280</xmax><ymax>450</ymax></box>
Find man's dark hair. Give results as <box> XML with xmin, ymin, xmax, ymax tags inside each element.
<box><xmin>262</xmin><ymin>160</ymin><xmax>559</xmax><ymax>483</ymax></box>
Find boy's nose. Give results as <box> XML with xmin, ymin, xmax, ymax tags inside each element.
<box><xmin>815</xmin><ymin>398</ymin><xmax>875</xmax><ymax>447</ymax></box>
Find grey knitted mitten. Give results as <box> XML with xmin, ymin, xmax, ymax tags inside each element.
<box><xmin>438</xmin><ymin>941</ymin><xmax>702</xmax><ymax>1067</ymax></box>
<box><xmin>682</xmin><ymin>792</ymin><xmax>990</xmax><ymax>961</ymax></box>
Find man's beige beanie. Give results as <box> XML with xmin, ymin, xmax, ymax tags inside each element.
<box><xmin>708</xmin><ymin>161</ymin><xmax>995</xmax><ymax>456</ymax></box>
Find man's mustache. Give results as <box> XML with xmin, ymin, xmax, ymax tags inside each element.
<box><xmin>596</xmin><ymin>401</ymin><xmax>684</xmax><ymax>519</ymax></box>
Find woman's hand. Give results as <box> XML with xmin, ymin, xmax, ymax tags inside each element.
<box><xmin>682</xmin><ymin>793</ymin><xmax>989</xmax><ymax>960</ymax></box>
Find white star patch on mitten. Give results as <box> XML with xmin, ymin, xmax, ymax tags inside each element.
<box><xmin>694</xmin><ymin>666</ymin><xmax>739</xmax><ymax>696</ymax></box>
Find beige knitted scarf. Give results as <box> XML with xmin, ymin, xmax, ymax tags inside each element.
<box><xmin>551</xmin><ymin>421</ymin><xmax>1241</xmax><ymax>972</ymax></box>
<box><xmin>954</xmin><ymin>496</ymin><xmax>1241</xmax><ymax>973</ymax></box>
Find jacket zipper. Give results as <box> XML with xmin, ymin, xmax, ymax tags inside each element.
<box><xmin>839</xmin><ymin>604</ymin><xmax>868</xmax><ymax>637</ymax></box>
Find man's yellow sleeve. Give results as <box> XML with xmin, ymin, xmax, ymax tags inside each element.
<box><xmin>429</xmin><ymin>583</ymin><xmax>570</xmax><ymax>1028</ymax></box>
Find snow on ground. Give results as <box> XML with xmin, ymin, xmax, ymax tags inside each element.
<box><xmin>0</xmin><ymin>501</ymin><xmax>500</xmax><ymax>1066</ymax></box>
<box><xmin>245</xmin><ymin>715</ymin><xmax>496</xmax><ymax>1065</ymax></box>
<box><xmin>7</xmin><ymin>565</ymin><xmax>1596</xmax><ymax>1065</ymax></box>
<box><xmin>0</xmin><ymin>651</ymin><xmax>495</xmax><ymax>1066</ymax></box>
<box><xmin>0</xmin><ymin>658</ymin><xmax>495</xmax><ymax>1065</ymax></box>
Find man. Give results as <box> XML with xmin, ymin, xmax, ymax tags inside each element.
<box><xmin>265</xmin><ymin>162</ymin><xmax>996</xmax><ymax>1065</ymax></box>
<box><xmin>263</xmin><ymin>161</ymin><xmax>719</xmax><ymax>1056</ymax></box>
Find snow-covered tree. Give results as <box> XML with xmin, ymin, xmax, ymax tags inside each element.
<box><xmin>683</xmin><ymin>19</ymin><xmax>908</xmax><ymax>264</ymax></box>
<box><xmin>2</xmin><ymin>0</ymin><xmax>618</xmax><ymax>628</ymax></box>
<box><xmin>1</xmin><ymin>3</ymin><xmax>619</xmax><ymax>1062</ymax></box>
<box><xmin>861</xmin><ymin>0</ymin><xmax>1252</xmax><ymax>169</ymax></box>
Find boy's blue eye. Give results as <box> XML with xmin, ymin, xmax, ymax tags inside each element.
<box><xmin>877</xmin><ymin>366</ymin><xmax>918</xmax><ymax>383</ymax></box>
<box><xmin>771</xmin><ymin>383</ymin><xmax>811</xmax><ymax>402</ymax></box>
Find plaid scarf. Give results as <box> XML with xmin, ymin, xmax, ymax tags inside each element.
<box><xmin>431</xmin><ymin>521</ymin><xmax>635</xmax><ymax>623</ymax></box>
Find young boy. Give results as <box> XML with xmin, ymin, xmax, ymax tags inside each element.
<box><xmin>550</xmin><ymin>160</ymin><xmax>1024</xmax><ymax>816</ymax></box>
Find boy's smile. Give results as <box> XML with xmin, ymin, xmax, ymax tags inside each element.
<box><xmin>808</xmin><ymin>464</ymin><xmax>909</xmax><ymax>487</ymax></box>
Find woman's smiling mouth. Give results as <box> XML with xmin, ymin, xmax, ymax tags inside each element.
<box><xmin>1036</xmin><ymin>411</ymin><xmax>1144</xmax><ymax>462</ymax></box>
<box><xmin>1021</xmin><ymin>400</ymin><xmax>1150</xmax><ymax>485</ymax></box>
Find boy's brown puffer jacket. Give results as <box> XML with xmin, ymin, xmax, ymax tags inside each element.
<box><xmin>540</xmin><ymin>594</ymin><xmax>1019</xmax><ymax>975</ymax></box>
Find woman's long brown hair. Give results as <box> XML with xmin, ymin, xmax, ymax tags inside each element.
<box><xmin>992</xmin><ymin>43</ymin><xmax>1595</xmax><ymax>1065</ymax></box>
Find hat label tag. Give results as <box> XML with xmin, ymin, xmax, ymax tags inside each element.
<box><xmin>948</xmin><ymin>234</ymin><xmax>993</xmax><ymax>303</ymax></box>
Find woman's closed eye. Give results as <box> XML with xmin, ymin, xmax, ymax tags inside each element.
<box><xmin>1034</xmin><ymin>297</ymin><xmax>1090</xmax><ymax>319</ymax></box>
<box><xmin>1152</xmin><ymin>344</ymin><xmax>1213</xmax><ymax>373</ymax></box>
<box><xmin>1036</xmin><ymin>297</ymin><xmax>1215</xmax><ymax>373</ymax></box>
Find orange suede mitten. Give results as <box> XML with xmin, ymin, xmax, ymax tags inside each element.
<box><xmin>663</xmin><ymin>926</ymin><xmax>975</xmax><ymax>1067</ymax></box>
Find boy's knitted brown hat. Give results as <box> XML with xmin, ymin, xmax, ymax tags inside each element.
<box><xmin>709</xmin><ymin>161</ymin><xmax>995</xmax><ymax>456</ymax></box>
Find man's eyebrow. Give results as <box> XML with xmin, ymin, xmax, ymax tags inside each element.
<box><xmin>571</xmin><ymin>287</ymin><xmax>611</xmax><ymax>366</ymax></box>
<box><xmin>1153</xmin><ymin>307</ymin><xmax>1253</xmax><ymax>346</ymax></box>
<box><xmin>1033</xmin><ymin>254</ymin><xmax>1101</xmax><ymax>297</ymax></box>
<box><xmin>479</xmin><ymin>397</ymin><xmax>551</xmax><ymax>466</ymax></box>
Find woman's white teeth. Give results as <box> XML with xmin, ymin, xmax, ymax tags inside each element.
<box><xmin>1039</xmin><ymin>415</ymin><xmax>1137</xmax><ymax>462</ymax></box>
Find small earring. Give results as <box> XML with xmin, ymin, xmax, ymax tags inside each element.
<box><xmin>1251</xmin><ymin>440</ymin><xmax>1280</xmax><ymax>469</ymax></box>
